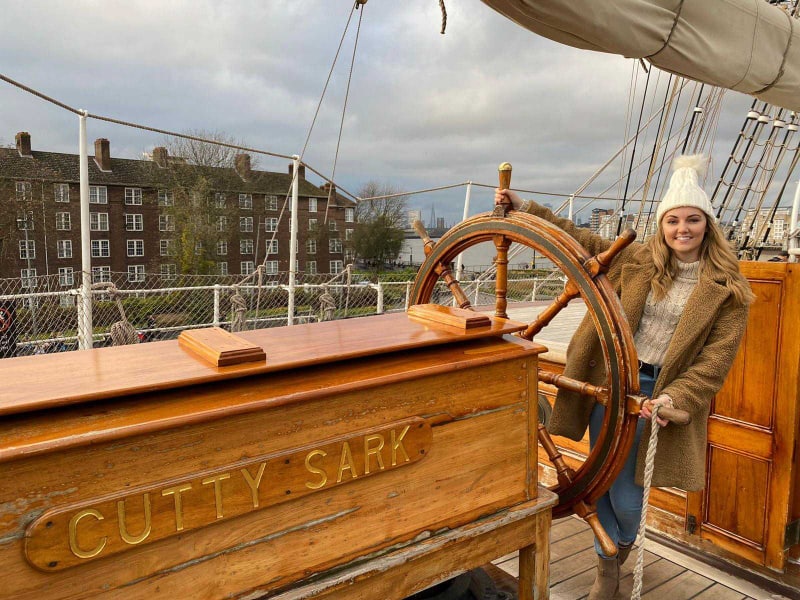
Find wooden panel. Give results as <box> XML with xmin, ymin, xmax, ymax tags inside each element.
<box><xmin>706</xmin><ymin>418</ymin><xmax>773</xmax><ymax>459</ymax></box>
<box><xmin>705</xmin><ymin>448</ymin><xmax>768</xmax><ymax>547</ymax></box>
<box><xmin>715</xmin><ymin>279</ymin><xmax>781</xmax><ymax>428</ymax></box>
<box><xmin>0</xmin><ymin>312</ymin><xmax>530</xmax><ymax>416</ymax></box>
<box><xmin>0</xmin><ymin>352</ymin><xmax>537</xmax><ymax>599</ymax></box>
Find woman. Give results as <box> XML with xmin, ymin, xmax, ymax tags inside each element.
<box><xmin>495</xmin><ymin>155</ymin><xmax>754</xmax><ymax>599</ymax></box>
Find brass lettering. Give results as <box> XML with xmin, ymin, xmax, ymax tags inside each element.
<box><xmin>68</xmin><ymin>509</ymin><xmax>107</xmax><ymax>559</ymax></box>
<box><xmin>336</xmin><ymin>441</ymin><xmax>358</xmax><ymax>483</ymax></box>
<box><xmin>241</xmin><ymin>462</ymin><xmax>267</xmax><ymax>507</ymax></box>
<box><xmin>201</xmin><ymin>473</ymin><xmax>230</xmax><ymax>519</ymax></box>
<box><xmin>391</xmin><ymin>426</ymin><xmax>411</xmax><ymax>465</ymax></box>
<box><xmin>304</xmin><ymin>449</ymin><xmax>328</xmax><ymax>490</ymax></box>
<box><xmin>161</xmin><ymin>483</ymin><xmax>193</xmax><ymax>531</ymax></box>
<box><xmin>364</xmin><ymin>434</ymin><xmax>385</xmax><ymax>475</ymax></box>
<box><xmin>117</xmin><ymin>493</ymin><xmax>152</xmax><ymax>545</ymax></box>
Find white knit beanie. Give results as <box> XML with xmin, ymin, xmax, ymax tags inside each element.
<box><xmin>656</xmin><ymin>154</ymin><xmax>716</xmax><ymax>223</ymax></box>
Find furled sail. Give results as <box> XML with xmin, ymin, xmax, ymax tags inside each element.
<box><xmin>481</xmin><ymin>0</ymin><xmax>800</xmax><ymax>112</ymax></box>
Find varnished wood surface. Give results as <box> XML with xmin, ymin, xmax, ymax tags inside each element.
<box><xmin>0</xmin><ymin>312</ymin><xmax>528</xmax><ymax>417</ymax></box>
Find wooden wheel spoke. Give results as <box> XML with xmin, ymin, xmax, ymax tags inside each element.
<box><xmin>537</xmin><ymin>423</ymin><xmax>576</xmax><ymax>488</ymax></box>
<box><xmin>493</xmin><ymin>234</ymin><xmax>511</xmax><ymax>319</ymax></box>
<box><xmin>539</xmin><ymin>370</ymin><xmax>609</xmax><ymax>406</ymax></box>
<box><xmin>519</xmin><ymin>280</ymin><xmax>580</xmax><ymax>340</ymax></box>
<box><xmin>434</xmin><ymin>262</ymin><xmax>471</xmax><ymax>309</ymax></box>
<box><xmin>584</xmin><ymin>228</ymin><xmax>636</xmax><ymax>277</ymax></box>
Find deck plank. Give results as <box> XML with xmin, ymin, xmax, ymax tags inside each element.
<box><xmin>639</xmin><ymin>569</ymin><xmax>714</xmax><ymax>598</ymax></box>
<box><xmin>692</xmin><ymin>584</ymin><xmax>748</xmax><ymax>599</ymax></box>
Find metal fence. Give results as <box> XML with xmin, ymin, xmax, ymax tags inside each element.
<box><xmin>0</xmin><ymin>269</ymin><xmax>566</xmax><ymax>357</ymax></box>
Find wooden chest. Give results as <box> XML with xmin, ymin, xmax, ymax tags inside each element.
<box><xmin>0</xmin><ymin>311</ymin><xmax>555</xmax><ymax>599</ymax></box>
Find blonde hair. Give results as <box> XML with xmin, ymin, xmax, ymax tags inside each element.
<box><xmin>646</xmin><ymin>218</ymin><xmax>756</xmax><ymax>306</ymax></box>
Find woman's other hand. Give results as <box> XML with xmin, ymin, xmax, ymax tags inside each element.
<box><xmin>641</xmin><ymin>395</ymin><xmax>673</xmax><ymax>427</ymax></box>
<box><xmin>495</xmin><ymin>188</ymin><xmax>524</xmax><ymax>210</ymax></box>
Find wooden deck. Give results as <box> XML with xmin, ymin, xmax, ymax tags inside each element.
<box><xmin>493</xmin><ymin>516</ymin><xmax>792</xmax><ymax>600</ymax></box>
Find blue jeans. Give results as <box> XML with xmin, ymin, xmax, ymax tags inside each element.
<box><xmin>588</xmin><ymin>369</ymin><xmax>656</xmax><ymax>557</ymax></box>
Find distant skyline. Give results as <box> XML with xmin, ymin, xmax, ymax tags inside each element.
<box><xmin>1</xmin><ymin>1</ymin><xmax>757</xmax><ymax>225</ymax></box>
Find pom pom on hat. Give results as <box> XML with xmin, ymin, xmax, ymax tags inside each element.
<box><xmin>656</xmin><ymin>154</ymin><xmax>716</xmax><ymax>223</ymax></box>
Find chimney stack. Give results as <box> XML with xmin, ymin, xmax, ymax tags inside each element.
<box><xmin>321</xmin><ymin>182</ymin><xmax>337</xmax><ymax>204</ymax></box>
<box><xmin>94</xmin><ymin>138</ymin><xmax>112</xmax><ymax>172</ymax></box>
<box><xmin>235</xmin><ymin>153</ymin><xmax>252</xmax><ymax>181</ymax></box>
<box><xmin>288</xmin><ymin>162</ymin><xmax>306</xmax><ymax>180</ymax></box>
<box><xmin>152</xmin><ymin>146</ymin><xmax>169</xmax><ymax>168</ymax></box>
<box><xmin>15</xmin><ymin>132</ymin><xmax>32</xmax><ymax>158</ymax></box>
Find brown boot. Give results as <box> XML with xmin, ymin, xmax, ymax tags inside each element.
<box><xmin>617</xmin><ymin>541</ymin><xmax>634</xmax><ymax>567</ymax></box>
<box><xmin>587</xmin><ymin>555</ymin><xmax>620</xmax><ymax>600</ymax></box>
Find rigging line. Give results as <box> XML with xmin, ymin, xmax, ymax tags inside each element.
<box><xmin>619</xmin><ymin>60</ymin><xmax>638</xmax><ymax>203</ymax></box>
<box><xmin>681</xmin><ymin>84</ymin><xmax>705</xmax><ymax>153</ymax></box>
<box><xmin>618</xmin><ymin>66</ymin><xmax>652</xmax><ymax>235</ymax></box>
<box><xmin>358</xmin><ymin>181</ymin><xmax>468</xmax><ymax>201</ymax></box>
<box><xmin>756</xmin><ymin>143</ymin><xmax>800</xmax><ymax>258</ymax></box>
<box><xmin>717</xmin><ymin>102</ymin><xmax>767</xmax><ymax>225</ymax></box>
<box><xmin>470</xmin><ymin>181</ymin><xmax>632</xmax><ymax>202</ymax></box>
<box><xmin>728</xmin><ymin>106</ymin><xmax>785</xmax><ymax>235</ymax></box>
<box><xmin>0</xmin><ymin>72</ymin><xmax>82</xmax><ymax>115</ymax></box>
<box><xmin>298</xmin><ymin>2</ymin><xmax>357</xmax><ymax>162</ymax></box>
<box><xmin>695</xmin><ymin>88</ymin><xmax>726</xmax><ymax>155</ymax></box>
<box><xmin>324</xmin><ymin>1</ymin><xmax>364</xmax><ymax>225</ymax></box>
<box><xmin>636</xmin><ymin>75</ymin><xmax>678</xmax><ymax>227</ymax></box>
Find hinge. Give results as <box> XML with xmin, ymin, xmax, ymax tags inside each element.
<box><xmin>785</xmin><ymin>519</ymin><xmax>800</xmax><ymax>550</ymax></box>
<box><xmin>686</xmin><ymin>514</ymin><xmax>697</xmax><ymax>535</ymax></box>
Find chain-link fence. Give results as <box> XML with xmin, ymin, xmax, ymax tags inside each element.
<box><xmin>0</xmin><ymin>268</ymin><xmax>566</xmax><ymax>358</ymax></box>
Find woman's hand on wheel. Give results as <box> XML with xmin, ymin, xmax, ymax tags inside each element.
<box><xmin>495</xmin><ymin>188</ymin><xmax>524</xmax><ymax>210</ymax></box>
<box><xmin>641</xmin><ymin>395</ymin><xmax>673</xmax><ymax>427</ymax></box>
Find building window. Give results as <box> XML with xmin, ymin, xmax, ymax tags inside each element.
<box><xmin>240</xmin><ymin>239</ymin><xmax>254</xmax><ymax>255</ymax></box>
<box><xmin>58</xmin><ymin>267</ymin><xmax>74</xmax><ymax>286</ymax></box>
<box><xmin>92</xmin><ymin>266</ymin><xmax>111</xmax><ymax>283</ymax></box>
<box><xmin>16</xmin><ymin>211</ymin><xmax>34</xmax><ymax>230</ymax></box>
<box><xmin>265</xmin><ymin>217</ymin><xmax>278</xmax><ymax>232</ymax></box>
<box><xmin>57</xmin><ymin>239</ymin><xmax>73</xmax><ymax>259</ymax></box>
<box><xmin>214</xmin><ymin>192</ymin><xmax>226</xmax><ymax>208</ymax></box>
<box><xmin>306</xmin><ymin>261</ymin><xmax>317</xmax><ymax>275</ymax></box>
<box><xmin>308</xmin><ymin>218</ymin><xmax>317</xmax><ymax>232</ymax></box>
<box><xmin>159</xmin><ymin>214</ymin><xmax>175</xmax><ymax>231</ymax></box>
<box><xmin>160</xmin><ymin>264</ymin><xmax>177</xmax><ymax>280</ymax></box>
<box><xmin>345</xmin><ymin>228</ymin><xmax>353</xmax><ymax>241</ymax></box>
<box><xmin>329</xmin><ymin>239</ymin><xmax>342</xmax><ymax>253</ymax></box>
<box><xmin>306</xmin><ymin>239</ymin><xmax>317</xmax><ymax>254</ymax></box>
<box><xmin>128</xmin><ymin>265</ymin><xmax>145</xmax><ymax>282</ymax></box>
<box><xmin>55</xmin><ymin>212</ymin><xmax>71</xmax><ymax>230</ymax></box>
<box><xmin>125</xmin><ymin>213</ymin><xmax>144</xmax><ymax>231</ymax></box>
<box><xmin>329</xmin><ymin>221</ymin><xmax>338</xmax><ymax>232</ymax></box>
<box><xmin>240</xmin><ymin>216</ymin><xmax>253</xmax><ymax>232</ymax></box>
<box><xmin>217</xmin><ymin>262</ymin><xmax>228</xmax><ymax>276</ymax></box>
<box><xmin>240</xmin><ymin>261</ymin><xmax>255</xmax><ymax>275</ymax></box>
<box><xmin>158</xmin><ymin>190</ymin><xmax>174</xmax><ymax>206</ymax></box>
<box><xmin>89</xmin><ymin>186</ymin><xmax>108</xmax><ymax>204</ymax></box>
<box><xmin>160</xmin><ymin>239</ymin><xmax>175</xmax><ymax>256</ymax></box>
<box><xmin>90</xmin><ymin>212</ymin><xmax>109</xmax><ymax>231</ymax></box>
<box><xmin>54</xmin><ymin>183</ymin><xmax>70</xmax><ymax>203</ymax></box>
<box><xmin>20</xmin><ymin>268</ymin><xmax>37</xmax><ymax>288</ymax></box>
<box><xmin>217</xmin><ymin>240</ymin><xmax>228</xmax><ymax>255</ymax></box>
<box><xmin>194</xmin><ymin>241</ymin><xmax>203</xmax><ymax>255</ymax></box>
<box><xmin>19</xmin><ymin>240</ymin><xmax>36</xmax><ymax>260</ymax></box>
<box><xmin>125</xmin><ymin>187</ymin><xmax>143</xmax><ymax>205</ymax></box>
<box><xmin>216</xmin><ymin>216</ymin><xmax>228</xmax><ymax>232</ymax></box>
<box><xmin>308</xmin><ymin>198</ymin><xmax>317</xmax><ymax>213</ymax></box>
<box><xmin>127</xmin><ymin>239</ymin><xmax>144</xmax><ymax>257</ymax></box>
<box><xmin>16</xmin><ymin>181</ymin><xmax>32</xmax><ymax>201</ymax></box>
<box><xmin>266</xmin><ymin>195</ymin><xmax>278</xmax><ymax>210</ymax></box>
<box><xmin>345</xmin><ymin>248</ymin><xmax>355</xmax><ymax>263</ymax></box>
<box><xmin>239</xmin><ymin>194</ymin><xmax>252</xmax><ymax>209</ymax></box>
<box><xmin>264</xmin><ymin>260</ymin><xmax>279</xmax><ymax>274</ymax></box>
<box><xmin>345</xmin><ymin>207</ymin><xmax>354</xmax><ymax>222</ymax></box>
<box><xmin>330</xmin><ymin>260</ymin><xmax>344</xmax><ymax>274</ymax></box>
<box><xmin>265</xmin><ymin>239</ymin><xmax>278</xmax><ymax>255</ymax></box>
<box><xmin>91</xmin><ymin>240</ymin><xmax>110</xmax><ymax>258</ymax></box>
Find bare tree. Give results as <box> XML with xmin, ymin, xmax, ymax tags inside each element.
<box><xmin>353</xmin><ymin>181</ymin><xmax>407</xmax><ymax>272</ymax></box>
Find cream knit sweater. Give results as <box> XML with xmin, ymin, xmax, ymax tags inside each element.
<box><xmin>634</xmin><ymin>260</ymin><xmax>700</xmax><ymax>365</ymax></box>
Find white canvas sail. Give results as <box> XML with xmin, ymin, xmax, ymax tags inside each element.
<box><xmin>481</xmin><ymin>0</ymin><xmax>800</xmax><ymax>112</ymax></box>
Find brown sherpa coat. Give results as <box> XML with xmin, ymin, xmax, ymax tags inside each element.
<box><xmin>525</xmin><ymin>203</ymin><xmax>749</xmax><ymax>491</ymax></box>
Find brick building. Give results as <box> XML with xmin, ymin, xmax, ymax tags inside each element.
<box><xmin>0</xmin><ymin>132</ymin><xmax>356</xmax><ymax>291</ymax></box>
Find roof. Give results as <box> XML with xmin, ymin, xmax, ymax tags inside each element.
<box><xmin>0</xmin><ymin>147</ymin><xmax>354</xmax><ymax>203</ymax></box>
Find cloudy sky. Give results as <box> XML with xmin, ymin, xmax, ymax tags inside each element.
<box><xmin>1</xmin><ymin>0</ymin><xmax>756</xmax><ymax>225</ymax></box>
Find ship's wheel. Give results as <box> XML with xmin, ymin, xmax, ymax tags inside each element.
<box><xmin>408</xmin><ymin>165</ymin><xmax>644</xmax><ymax>555</ymax></box>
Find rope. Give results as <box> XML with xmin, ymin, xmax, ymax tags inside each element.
<box><xmin>91</xmin><ymin>282</ymin><xmax>140</xmax><ymax>346</ymax></box>
<box><xmin>439</xmin><ymin>0</ymin><xmax>447</xmax><ymax>34</ymax></box>
<box><xmin>230</xmin><ymin>286</ymin><xmax>247</xmax><ymax>332</ymax></box>
<box><xmin>630</xmin><ymin>406</ymin><xmax>662</xmax><ymax>600</ymax></box>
